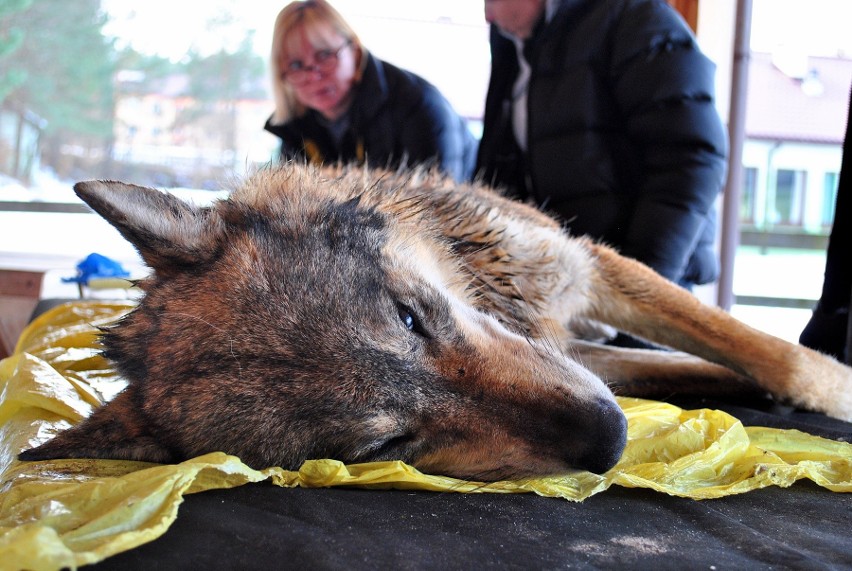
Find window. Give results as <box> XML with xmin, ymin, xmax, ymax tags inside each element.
<box><xmin>1</xmin><ymin>2</ymin><xmax>489</xmax><ymax>194</ymax></box>
<box><xmin>771</xmin><ymin>169</ymin><xmax>805</xmax><ymax>226</ymax></box>
<box><xmin>822</xmin><ymin>172</ymin><xmax>838</xmax><ymax>226</ymax></box>
<box><xmin>740</xmin><ymin>167</ymin><xmax>757</xmax><ymax>224</ymax></box>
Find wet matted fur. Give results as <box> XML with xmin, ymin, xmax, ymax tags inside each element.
<box><xmin>18</xmin><ymin>164</ymin><xmax>852</xmax><ymax>480</ymax></box>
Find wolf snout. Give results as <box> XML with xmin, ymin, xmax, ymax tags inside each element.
<box><xmin>567</xmin><ymin>398</ymin><xmax>627</xmax><ymax>474</ymax></box>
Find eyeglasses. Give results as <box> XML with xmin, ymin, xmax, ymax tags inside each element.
<box><xmin>282</xmin><ymin>42</ymin><xmax>351</xmax><ymax>85</ymax></box>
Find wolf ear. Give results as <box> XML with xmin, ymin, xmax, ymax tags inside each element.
<box><xmin>18</xmin><ymin>389</ymin><xmax>179</xmax><ymax>464</ymax></box>
<box><xmin>74</xmin><ymin>180</ymin><xmax>221</xmax><ymax>270</ymax></box>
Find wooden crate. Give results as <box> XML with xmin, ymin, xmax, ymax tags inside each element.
<box><xmin>0</xmin><ymin>270</ymin><xmax>43</xmax><ymax>359</ymax></box>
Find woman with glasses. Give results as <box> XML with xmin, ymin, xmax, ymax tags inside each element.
<box><xmin>264</xmin><ymin>0</ymin><xmax>477</xmax><ymax>182</ymax></box>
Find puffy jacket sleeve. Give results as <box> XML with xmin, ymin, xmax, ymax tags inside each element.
<box><xmin>609</xmin><ymin>1</ymin><xmax>728</xmax><ymax>282</ymax></box>
<box><xmin>395</xmin><ymin>82</ymin><xmax>476</xmax><ymax>182</ymax></box>
<box><xmin>263</xmin><ymin>115</ymin><xmax>308</xmax><ymax>163</ymax></box>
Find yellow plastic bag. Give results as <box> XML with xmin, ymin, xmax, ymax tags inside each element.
<box><xmin>0</xmin><ymin>301</ymin><xmax>850</xmax><ymax>571</ymax></box>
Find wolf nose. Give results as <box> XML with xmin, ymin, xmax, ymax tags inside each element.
<box><xmin>573</xmin><ymin>399</ymin><xmax>627</xmax><ymax>474</ymax></box>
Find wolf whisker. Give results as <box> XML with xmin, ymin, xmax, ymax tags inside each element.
<box><xmin>168</xmin><ymin>311</ymin><xmax>245</xmax><ymax>378</ymax></box>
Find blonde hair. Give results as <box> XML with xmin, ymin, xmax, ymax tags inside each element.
<box><xmin>269</xmin><ymin>0</ymin><xmax>366</xmax><ymax>124</ymax></box>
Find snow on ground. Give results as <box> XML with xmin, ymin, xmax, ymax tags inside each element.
<box><xmin>0</xmin><ymin>170</ymin><xmax>79</xmax><ymax>203</ymax></box>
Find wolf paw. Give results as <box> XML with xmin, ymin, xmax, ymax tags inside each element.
<box><xmin>803</xmin><ymin>352</ymin><xmax>852</xmax><ymax>422</ymax></box>
<box><xmin>823</xmin><ymin>389</ymin><xmax>852</xmax><ymax>423</ymax></box>
<box><xmin>780</xmin><ymin>347</ymin><xmax>852</xmax><ymax>422</ymax></box>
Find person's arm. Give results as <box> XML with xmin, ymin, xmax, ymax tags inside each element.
<box><xmin>610</xmin><ymin>2</ymin><xmax>728</xmax><ymax>282</ymax></box>
<box><xmin>277</xmin><ymin>139</ymin><xmax>307</xmax><ymax>162</ymax></box>
<box><xmin>396</xmin><ymin>83</ymin><xmax>475</xmax><ymax>182</ymax></box>
<box><xmin>264</xmin><ymin>116</ymin><xmax>309</xmax><ymax>163</ymax></box>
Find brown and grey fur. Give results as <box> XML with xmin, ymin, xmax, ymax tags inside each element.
<box><xmin>18</xmin><ymin>164</ymin><xmax>852</xmax><ymax>480</ymax></box>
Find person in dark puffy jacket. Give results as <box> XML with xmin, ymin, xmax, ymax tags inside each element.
<box><xmin>476</xmin><ymin>0</ymin><xmax>728</xmax><ymax>289</ymax></box>
<box><xmin>264</xmin><ymin>0</ymin><xmax>477</xmax><ymax>182</ymax></box>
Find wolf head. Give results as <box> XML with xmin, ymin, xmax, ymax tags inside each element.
<box><xmin>19</xmin><ymin>166</ymin><xmax>626</xmax><ymax>480</ymax></box>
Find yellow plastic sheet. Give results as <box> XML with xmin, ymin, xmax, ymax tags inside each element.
<box><xmin>0</xmin><ymin>301</ymin><xmax>850</xmax><ymax>571</ymax></box>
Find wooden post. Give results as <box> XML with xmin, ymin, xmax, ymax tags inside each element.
<box><xmin>668</xmin><ymin>0</ymin><xmax>699</xmax><ymax>32</ymax></box>
<box><xmin>0</xmin><ymin>269</ymin><xmax>44</xmax><ymax>358</ymax></box>
<box><xmin>717</xmin><ymin>0</ymin><xmax>753</xmax><ymax>311</ymax></box>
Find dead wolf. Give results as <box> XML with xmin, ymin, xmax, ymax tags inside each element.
<box><xmin>19</xmin><ymin>164</ymin><xmax>852</xmax><ymax>480</ymax></box>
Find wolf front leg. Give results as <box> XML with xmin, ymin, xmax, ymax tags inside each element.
<box><xmin>582</xmin><ymin>243</ymin><xmax>852</xmax><ymax>421</ymax></box>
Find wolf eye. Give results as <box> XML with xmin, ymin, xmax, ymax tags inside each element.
<box><xmin>399</xmin><ymin>308</ymin><xmax>415</xmax><ymax>330</ymax></box>
<box><xmin>397</xmin><ymin>304</ymin><xmax>428</xmax><ymax>337</ymax></box>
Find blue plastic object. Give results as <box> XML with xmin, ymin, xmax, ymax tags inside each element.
<box><xmin>62</xmin><ymin>253</ymin><xmax>131</xmax><ymax>285</ymax></box>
